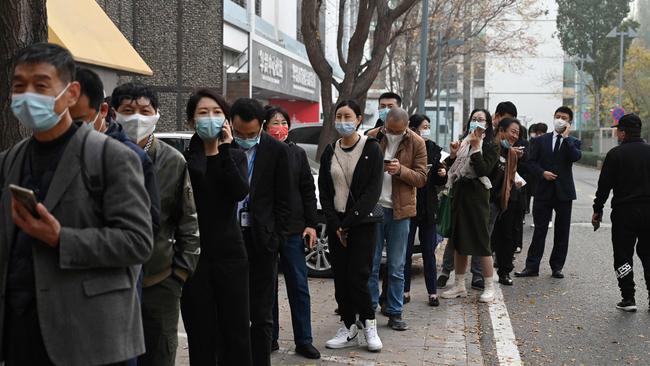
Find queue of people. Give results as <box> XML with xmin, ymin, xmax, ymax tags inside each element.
<box><xmin>1</xmin><ymin>41</ymin><xmax>598</xmax><ymax>366</ymax></box>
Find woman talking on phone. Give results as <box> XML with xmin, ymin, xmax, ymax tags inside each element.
<box><xmin>263</xmin><ymin>106</ymin><xmax>321</xmax><ymax>359</ymax></box>
<box><xmin>319</xmin><ymin>100</ymin><xmax>384</xmax><ymax>352</ymax></box>
<box><xmin>440</xmin><ymin>109</ymin><xmax>500</xmax><ymax>303</ymax></box>
<box><xmin>180</xmin><ymin>88</ymin><xmax>252</xmax><ymax>365</ymax></box>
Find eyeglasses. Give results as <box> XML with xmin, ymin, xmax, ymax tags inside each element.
<box><xmin>471</xmin><ymin>118</ymin><xmax>486</xmax><ymax>122</ymax></box>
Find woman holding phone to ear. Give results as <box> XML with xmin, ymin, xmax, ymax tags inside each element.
<box><xmin>180</xmin><ymin>88</ymin><xmax>253</xmax><ymax>365</ymax></box>
<box><xmin>441</xmin><ymin>108</ymin><xmax>499</xmax><ymax>303</ymax></box>
<box><xmin>319</xmin><ymin>100</ymin><xmax>384</xmax><ymax>352</ymax></box>
<box><xmin>263</xmin><ymin>105</ymin><xmax>321</xmax><ymax>359</ymax></box>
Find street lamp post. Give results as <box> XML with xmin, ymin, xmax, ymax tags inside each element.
<box><xmin>606</xmin><ymin>26</ymin><xmax>637</xmax><ymax>106</ymax></box>
<box><xmin>435</xmin><ymin>35</ymin><xmax>464</xmax><ymax>145</ymax></box>
<box><xmin>573</xmin><ymin>54</ymin><xmax>593</xmax><ymax>141</ymax></box>
<box><xmin>417</xmin><ymin>0</ymin><xmax>429</xmax><ymax>114</ymax></box>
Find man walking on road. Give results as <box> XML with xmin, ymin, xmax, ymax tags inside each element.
<box><xmin>593</xmin><ymin>113</ymin><xmax>650</xmax><ymax>312</ymax></box>
<box><xmin>516</xmin><ymin>106</ymin><xmax>581</xmax><ymax>279</ymax></box>
<box><xmin>367</xmin><ymin>108</ymin><xmax>427</xmax><ymax>331</ymax></box>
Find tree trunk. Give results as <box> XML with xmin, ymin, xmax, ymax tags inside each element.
<box><xmin>593</xmin><ymin>81</ymin><xmax>602</xmax><ymax>128</ymax></box>
<box><xmin>0</xmin><ymin>0</ymin><xmax>47</xmax><ymax>151</ymax></box>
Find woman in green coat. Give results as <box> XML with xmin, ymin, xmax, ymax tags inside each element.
<box><xmin>440</xmin><ymin>109</ymin><xmax>499</xmax><ymax>303</ymax></box>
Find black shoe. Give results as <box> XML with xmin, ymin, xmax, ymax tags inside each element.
<box><xmin>471</xmin><ymin>276</ymin><xmax>485</xmax><ymax>290</ymax></box>
<box><xmin>388</xmin><ymin>315</ymin><xmax>409</xmax><ymax>331</ymax></box>
<box><xmin>551</xmin><ymin>270</ymin><xmax>565</xmax><ymax>279</ymax></box>
<box><xmin>295</xmin><ymin>343</ymin><xmax>321</xmax><ymax>359</ymax></box>
<box><xmin>271</xmin><ymin>340</ymin><xmax>280</xmax><ymax>352</ymax></box>
<box><xmin>403</xmin><ymin>294</ymin><xmax>411</xmax><ymax>304</ymax></box>
<box><xmin>437</xmin><ymin>273</ymin><xmax>449</xmax><ymax>288</ymax></box>
<box><xmin>428</xmin><ymin>295</ymin><xmax>440</xmax><ymax>307</ymax></box>
<box><xmin>616</xmin><ymin>298</ymin><xmax>637</xmax><ymax>312</ymax></box>
<box><xmin>498</xmin><ymin>274</ymin><xmax>513</xmax><ymax>286</ymax></box>
<box><xmin>514</xmin><ymin>268</ymin><xmax>539</xmax><ymax>277</ymax></box>
<box><xmin>380</xmin><ymin>305</ymin><xmax>389</xmax><ymax>317</ymax></box>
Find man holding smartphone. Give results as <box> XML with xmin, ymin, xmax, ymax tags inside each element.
<box><xmin>1</xmin><ymin>43</ymin><xmax>153</xmax><ymax>365</ymax></box>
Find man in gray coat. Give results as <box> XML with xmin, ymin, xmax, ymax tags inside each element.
<box><xmin>1</xmin><ymin>43</ymin><xmax>153</xmax><ymax>365</ymax></box>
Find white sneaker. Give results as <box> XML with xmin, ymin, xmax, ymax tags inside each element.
<box><xmin>479</xmin><ymin>283</ymin><xmax>495</xmax><ymax>303</ymax></box>
<box><xmin>362</xmin><ymin>319</ymin><xmax>383</xmax><ymax>352</ymax></box>
<box><xmin>326</xmin><ymin>324</ymin><xmax>360</xmax><ymax>349</ymax></box>
<box><xmin>441</xmin><ymin>285</ymin><xmax>467</xmax><ymax>299</ymax></box>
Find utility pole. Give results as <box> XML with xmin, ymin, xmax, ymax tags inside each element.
<box><xmin>607</xmin><ymin>26</ymin><xmax>637</xmax><ymax>106</ymax></box>
<box><xmin>417</xmin><ymin>0</ymin><xmax>429</xmax><ymax>114</ymax></box>
<box><xmin>445</xmin><ymin>76</ymin><xmax>451</xmax><ymax>148</ymax></box>
<box><xmin>435</xmin><ymin>30</ymin><xmax>443</xmax><ymax>144</ymax></box>
<box><xmin>573</xmin><ymin>54</ymin><xmax>593</xmax><ymax>141</ymax></box>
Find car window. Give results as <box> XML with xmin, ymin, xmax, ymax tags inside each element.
<box><xmin>289</xmin><ymin>126</ymin><xmax>321</xmax><ymax>145</ymax></box>
<box><xmin>159</xmin><ymin>137</ymin><xmax>190</xmax><ymax>153</ymax></box>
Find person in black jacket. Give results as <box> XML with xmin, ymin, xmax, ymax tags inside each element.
<box><xmin>403</xmin><ymin>114</ymin><xmax>447</xmax><ymax>307</ymax></box>
<box><xmin>264</xmin><ymin>106</ymin><xmax>321</xmax><ymax>359</ymax></box>
<box><xmin>231</xmin><ymin>98</ymin><xmax>291</xmax><ymax>366</ymax></box>
<box><xmin>319</xmin><ymin>100</ymin><xmax>384</xmax><ymax>352</ymax></box>
<box><xmin>180</xmin><ymin>89</ymin><xmax>252</xmax><ymax>365</ymax></box>
<box><xmin>593</xmin><ymin>113</ymin><xmax>650</xmax><ymax>312</ymax></box>
<box><xmin>516</xmin><ymin>106</ymin><xmax>581</xmax><ymax>279</ymax></box>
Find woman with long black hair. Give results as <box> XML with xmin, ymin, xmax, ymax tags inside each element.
<box><xmin>180</xmin><ymin>88</ymin><xmax>252</xmax><ymax>365</ymax></box>
<box><xmin>440</xmin><ymin>108</ymin><xmax>499</xmax><ymax>303</ymax></box>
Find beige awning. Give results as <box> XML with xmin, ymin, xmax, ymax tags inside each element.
<box><xmin>47</xmin><ymin>0</ymin><xmax>153</xmax><ymax>76</ymax></box>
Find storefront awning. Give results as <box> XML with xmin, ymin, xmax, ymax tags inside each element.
<box><xmin>47</xmin><ymin>0</ymin><xmax>153</xmax><ymax>76</ymax></box>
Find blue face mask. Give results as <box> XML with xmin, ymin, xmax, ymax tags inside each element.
<box><xmin>378</xmin><ymin>108</ymin><xmax>389</xmax><ymax>122</ymax></box>
<box><xmin>335</xmin><ymin>121</ymin><xmax>357</xmax><ymax>137</ymax></box>
<box><xmin>235</xmin><ymin>132</ymin><xmax>261</xmax><ymax>150</ymax></box>
<box><xmin>468</xmin><ymin>121</ymin><xmax>486</xmax><ymax>133</ymax></box>
<box><xmin>196</xmin><ymin>116</ymin><xmax>225</xmax><ymax>140</ymax></box>
<box><xmin>501</xmin><ymin>139</ymin><xmax>512</xmax><ymax>149</ymax></box>
<box><xmin>11</xmin><ymin>83</ymin><xmax>70</xmax><ymax>132</ymax></box>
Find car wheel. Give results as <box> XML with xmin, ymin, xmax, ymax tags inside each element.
<box><xmin>305</xmin><ymin>221</ymin><xmax>332</xmax><ymax>278</ymax></box>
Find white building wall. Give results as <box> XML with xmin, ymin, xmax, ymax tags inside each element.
<box><xmin>485</xmin><ymin>0</ymin><xmax>564</xmax><ymax>129</ymax></box>
<box><xmin>260</xmin><ymin>0</ymin><xmax>298</xmax><ymax>39</ymax></box>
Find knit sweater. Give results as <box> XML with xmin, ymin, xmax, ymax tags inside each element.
<box><xmin>331</xmin><ymin>135</ymin><xmax>368</xmax><ymax>212</ymax></box>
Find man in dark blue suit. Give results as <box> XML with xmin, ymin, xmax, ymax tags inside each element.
<box><xmin>516</xmin><ymin>106</ymin><xmax>582</xmax><ymax>279</ymax></box>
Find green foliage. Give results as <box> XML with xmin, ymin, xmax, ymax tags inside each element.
<box><xmin>556</xmin><ymin>0</ymin><xmax>636</xmax><ymax>89</ymax></box>
<box><xmin>579</xmin><ymin>151</ymin><xmax>607</xmax><ymax>168</ymax></box>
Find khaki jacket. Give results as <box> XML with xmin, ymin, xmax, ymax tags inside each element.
<box><xmin>367</xmin><ymin>128</ymin><xmax>428</xmax><ymax>220</ymax></box>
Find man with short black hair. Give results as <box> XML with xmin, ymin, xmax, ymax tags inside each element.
<box><xmin>373</xmin><ymin>92</ymin><xmax>403</xmax><ymax>128</ymax></box>
<box><xmin>111</xmin><ymin>82</ymin><xmax>200</xmax><ymax>366</ymax></box>
<box><xmin>70</xmin><ymin>67</ymin><xmax>160</xmax><ymax>234</ymax></box>
<box><xmin>493</xmin><ymin>101</ymin><xmax>518</xmax><ymax>128</ymax></box>
<box><xmin>231</xmin><ymin>98</ymin><xmax>291</xmax><ymax>366</ymax></box>
<box><xmin>593</xmin><ymin>113</ymin><xmax>650</xmax><ymax>312</ymax></box>
<box><xmin>2</xmin><ymin>42</ymin><xmax>153</xmax><ymax>365</ymax></box>
<box><xmin>516</xmin><ymin>106</ymin><xmax>581</xmax><ymax>279</ymax></box>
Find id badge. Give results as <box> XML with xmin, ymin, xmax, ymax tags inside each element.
<box><xmin>239</xmin><ymin>209</ymin><xmax>252</xmax><ymax>228</ymax></box>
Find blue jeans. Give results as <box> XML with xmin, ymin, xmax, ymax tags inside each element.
<box><xmin>404</xmin><ymin>219</ymin><xmax>438</xmax><ymax>295</ymax></box>
<box><xmin>369</xmin><ymin>208</ymin><xmax>411</xmax><ymax>316</ymax></box>
<box><xmin>272</xmin><ymin>234</ymin><xmax>313</xmax><ymax>346</ymax></box>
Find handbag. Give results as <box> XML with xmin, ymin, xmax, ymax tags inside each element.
<box><xmin>437</xmin><ymin>190</ymin><xmax>452</xmax><ymax>237</ymax></box>
<box><xmin>332</xmin><ymin>146</ymin><xmax>384</xmax><ymax>223</ymax></box>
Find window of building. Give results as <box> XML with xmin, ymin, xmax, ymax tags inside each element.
<box><xmin>473</xmin><ymin>62</ymin><xmax>485</xmax><ymax>87</ymax></box>
<box><xmin>232</xmin><ymin>0</ymin><xmax>246</xmax><ymax>7</ymax></box>
<box><xmin>563</xmin><ymin>98</ymin><xmax>575</xmax><ymax>108</ymax></box>
<box><xmin>474</xmin><ymin>98</ymin><xmax>485</xmax><ymax>109</ymax></box>
<box><xmin>255</xmin><ymin>0</ymin><xmax>261</xmax><ymax>16</ymax></box>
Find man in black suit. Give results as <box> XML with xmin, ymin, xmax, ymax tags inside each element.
<box><xmin>516</xmin><ymin>106</ymin><xmax>582</xmax><ymax>279</ymax></box>
<box><xmin>231</xmin><ymin>98</ymin><xmax>291</xmax><ymax>366</ymax></box>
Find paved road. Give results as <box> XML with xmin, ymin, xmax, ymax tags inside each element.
<box><xmin>176</xmin><ymin>165</ymin><xmax>650</xmax><ymax>365</ymax></box>
<box><xmin>503</xmin><ymin>165</ymin><xmax>650</xmax><ymax>365</ymax></box>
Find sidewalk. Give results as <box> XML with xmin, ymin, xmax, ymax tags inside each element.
<box><xmin>175</xmin><ymin>245</ymin><xmax>487</xmax><ymax>366</ymax></box>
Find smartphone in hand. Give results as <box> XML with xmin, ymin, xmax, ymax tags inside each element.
<box><xmin>9</xmin><ymin>184</ymin><xmax>40</xmax><ymax>218</ymax></box>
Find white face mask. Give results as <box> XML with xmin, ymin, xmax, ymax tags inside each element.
<box><xmin>554</xmin><ymin>119</ymin><xmax>568</xmax><ymax>134</ymax></box>
<box><xmin>116</xmin><ymin>112</ymin><xmax>160</xmax><ymax>143</ymax></box>
<box><xmin>420</xmin><ymin>128</ymin><xmax>431</xmax><ymax>140</ymax></box>
<box><xmin>386</xmin><ymin>131</ymin><xmax>404</xmax><ymax>145</ymax></box>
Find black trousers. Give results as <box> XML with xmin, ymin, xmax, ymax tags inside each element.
<box><xmin>140</xmin><ymin>277</ymin><xmax>182</xmax><ymax>366</ymax></box>
<box><xmin>525</xmin><ymin>198</ymin><xmax>572</xmax><ymax>272</ymax></box>
<box><xmin>181</xmin><ymin>257</ymin><xmax>252</xmax><ymax>366</ymax></box>
<box><xmin>329</xmin><ymin>221</ymin><xmax>376</xmax><ymax>328</ymax></box>
<box><xmin>611</xmin><ymin>206</ymin><xmax>650</xmax><ymax>300</ymax></box>
<box><xmin>4</xmin><ymin>301</ymin><xmax>127</xmax><ymax>366</ymax></box>
<box><xmin>492</xmin><ymin>204</ymin><xmax>518</xmax><ymax>277</ymax></box>
<box><xmin>244</xmin><ymin>231</ymin><xmax>278</xmax><ymax>366</ymax></box>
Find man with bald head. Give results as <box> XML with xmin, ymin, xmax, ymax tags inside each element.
<box><xmin>367</xmin><ymin>108</ymin><xmax>427</xmax><ymax>331</ymax></box>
